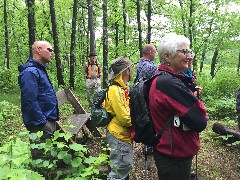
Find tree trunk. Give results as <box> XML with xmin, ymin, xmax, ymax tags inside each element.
<box><xmin>88</xmin><ymin>0</ymin><xmax>96</xmax><ymax>54</ymax></box>
<box><xmin>102</xmin><ymin>0</ymin><xmax>108</xmax><ymax>88</ymax></box>
<box><xmin>212</xmin><ymin>122</ymin><xmax>240</xmax><ymax>142</ymax></box>
<box><xmin>69</xmin><ymin>0</ymin><xmax>78</xmax><ymax>89</ymax></box>
<box><xmin>237</xmin><ymin>52</ymin><xmax>240</xmax><ymax>74</ymax></box>
<box><xmin>200</xmin><ymin>51</ymin><xmax>205</xmax><ymax>73</ymax></box>
<box><xmin>115</xmin><ymin>22</ymin><xmax>119</xmax><ymax>58</ymax></box>
<box><xmin>136</xmin><ymin>0</ymin><xmax>142</xmax><ymax>57</ymax></box>
<box><xmin>122</xmin><ymin>0</ymin><xmax>126</xmax><ymax>44</ymax></box>
<box><xmin>179</xmin><ymin>0</ymin><xmax>186</xmax><ymax>36</ymax></box>
<box><xmin>210</xmin><ymin>47</ymin><xmax>218</xmax><ymax>79</ymax></box>
<box><xmin>147</xmin><ymin>0</ymin><xmax>152</xmax><ymax>44</ymax></box>
<box><xmin>49</xmin><ymin>0</ymin><xmax>65</xmax><ymax>86</ymax></box>
<box><xmin>4</xmin><ymin>0</ymin><xmax>10</xmax><ymax>69</ymax></box>
<box><xmin>26</xmin><ymin>0</ymin><xmax>36</xmax><ymax>56</ymax></box>
<box><xmin>188</xmin><ymin>0</ymin><xmax>194</xmax><ymax>48</ymax></box>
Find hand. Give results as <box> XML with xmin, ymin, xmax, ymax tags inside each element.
<box><xmin>194</xmin><ymin>86</ymin><xmax>202</xmax><ymax>97</ymax></box>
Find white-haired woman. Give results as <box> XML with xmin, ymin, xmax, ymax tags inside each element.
<box><xmin>149</xmin><ymin>33</ymin><xmax>209</xmax><ymax>180</ymax></box>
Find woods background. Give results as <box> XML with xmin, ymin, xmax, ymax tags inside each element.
<box><xmin>1</xmin><ymin>0</ymin><xmax>240</xmax><ymax>89</ymax></box>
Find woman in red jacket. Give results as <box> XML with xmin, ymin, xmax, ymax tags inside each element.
<box><xmin>149</xmin><ymin>33</ymin><xmax>209</xmax><ymax>180</ymax></box>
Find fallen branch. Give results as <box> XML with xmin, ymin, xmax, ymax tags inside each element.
<box><xmin>212</xmin><ymin>122</ymin><xmax>240</xmax><ymax>142</ymax></box>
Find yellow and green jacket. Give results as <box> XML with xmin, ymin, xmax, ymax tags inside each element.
<box><xmin>104</xmin><ymin>74</ymin><xmax>132</xmax><ymax>145</ymax></box>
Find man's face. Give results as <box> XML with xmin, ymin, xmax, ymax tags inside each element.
<box><xmin>149</xmin><ymin>48</ymin><xmax>156</xmax><ymax>61</ymax></box>
<box><xmin>39</xmin><ymin>43</ymin><xmax>54</xmax><ymax>64</ymax></box>
<box><xmin>90</xmin><ymin>55</ymin><xmax>96</xmax><ymax>62</ymax></box>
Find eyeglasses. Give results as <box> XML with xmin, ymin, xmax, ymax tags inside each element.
<box><xmin>176</xmin><ymin>49</ymin><xmax>195</xmax><ymax>56</ymax></box>
<box><xmin>47</xmin><ymin>48</ymin><xmax>54</xmax><ymax>53</ymax></box>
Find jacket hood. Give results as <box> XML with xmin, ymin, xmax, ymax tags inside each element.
<box><xmin>112</xmin><ymin>73</ymin><xmax>128</xmax><ymax>89</ymax></box>
<box><xmin>18</xmin><ymin>57</ymin><xmax>47</xmax><ymax>72</ymax></box>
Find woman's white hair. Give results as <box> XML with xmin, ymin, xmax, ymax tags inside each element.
<box><xmin>157</xmin><ymin>32</ymin><xmax>190</xmax><ymax>64</ymax></box>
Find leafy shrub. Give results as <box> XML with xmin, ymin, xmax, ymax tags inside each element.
<box><xmin>0</xmin><ymin>132</ymin><xmax>43</xmax><ymax>179</ymax></box>
<box><xmin>198</xmin><ymin>69</ymin><xmax>240</xmax><ymax>99</ymax></box>
<box><xmin>0</xmin><ymin>69</ymin><xmax>19</xmax><ymax>92</ymax></box>
<box><xmin>197</xmin><ymin>69</ymin><xmax>240</xmax><ymax>120</ymax></box>
<box><xmin>0</xmin><ymin>101</ymin><xmax>23</xmax><ymax>146</ymax></box>
<box><xmin>0</xmin><ymin>131</ymin><xmax>110</xmax><ymax>179</ymax></box>
<box><xmin>205</xmin><ymin>97</ymin><xmax>236</xmax><ymax>120</ymax></box>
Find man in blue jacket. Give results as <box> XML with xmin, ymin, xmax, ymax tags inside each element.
<box><xmin>18</xmin><ymin>41</ymin><xmax>59</xmax><ymax>160</ymax></box>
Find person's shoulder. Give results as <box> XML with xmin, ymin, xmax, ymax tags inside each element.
<box><xmin>155</xmin><ymin>72</ymin><xmax>180</xmax><ymax>88</ymax></box>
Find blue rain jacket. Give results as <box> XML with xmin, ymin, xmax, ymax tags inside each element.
<box><xmin>18</xmin><ymin>57</ymin><xmax>59</xmax><ymax>130</ymax></box>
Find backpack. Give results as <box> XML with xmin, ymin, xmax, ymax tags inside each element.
<box><xmin>129</xmin><ymin>71</ymin><xmax>173</xmax><ymax>145</ymax></box>
<box><xmin>91</xmin><ymin>87</ymin><xmax>112</xmax><ymax>127</ymax></box>
<box><xmin>86</xmin><ymin>61</ymin><xmax>101</xmax><ymax>78</ymax></box>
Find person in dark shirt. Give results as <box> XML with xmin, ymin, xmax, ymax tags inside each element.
<box><xmin>134</xmin><ymin>44</ymin><xmax>158</xmax><ymax>154</ymax></box>
<box><xmin>134</xmin><ymin>44</ymin><xmax>158</xmax><ymax>83</ymax></box>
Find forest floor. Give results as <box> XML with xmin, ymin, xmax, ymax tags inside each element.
<box><xmin>88</xmin><ymin>120</ymin><xmax>240</xmax><ymax>180</ymax></box>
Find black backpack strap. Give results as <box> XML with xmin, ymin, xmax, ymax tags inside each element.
<box><xmin>155</xmin><ymin>116</ymin><xmax>173</xmax><ymax>142</ymax></box>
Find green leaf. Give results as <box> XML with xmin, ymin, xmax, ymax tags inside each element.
<box><xmin>29</xmin><ymin>133</ymin><xmax>38</xmax><ymax>141</ymax></box>
<box><xmin>18</xmin><ymin>131</ymin><xmax>29</xmax><ymax>138</ymax></box>
<box><xmin>69</xmin><ymin>143</ymin><xmax>87</xmax><ymax>152</ymax></box>
<box><xmin>53</xmin><ymin>130</ymin><xmax>60</xmax><ymax>138</ymax></box>
<box><xmin>58</xmin><ymin>151</ymin><xmax>68</xmax><ymax>159</ymax></box>
<box><xmin>43</xmin><ymin>160</ymin><xmax>50</xmax><ymax>167</ymax></box>
<box><xmin>37</xmin><ymin>131</ymin><xmax>43</xmax><ymax>138</ymax></box>
<box><xmin>57</xmin><ymin>141</ymin><xmax>67</xmax><ymax>148</ymax></box>
<box><xmin>63</xmin><ymin>131</ymin><xmax>73</xmax><ymax>141</ymax></box>
<box><xmin>63</xmin><ymin>154</ymin><xmax>72</xmax><ymax>164</ymax></box>
<box><xmin>84</xmin><ymin>156</ymin><xmax>96</xmax><ymax>164</ymax></box>
<box><xmin>71</xmin><ymin>157</ymin><xmax>83</xmax><ymax>167</ymax></box>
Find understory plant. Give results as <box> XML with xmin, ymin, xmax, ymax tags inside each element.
<box><xmin>0</xmin><ymin>130</ymin><xmax>110</xmax><ymax>180</ymax></box>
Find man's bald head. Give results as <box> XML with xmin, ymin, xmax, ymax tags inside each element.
<box><xmin>31</xmin><ymin>41</ymin><xmax>54</xmax><ymax>64</ymax></box>
<box><xmin>142</xmin><ymin>44</ymin><xmax>156</xmax><ymax>61</ymax></box>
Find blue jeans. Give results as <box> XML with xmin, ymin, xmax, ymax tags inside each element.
<box><xmin>106</xmin><ymin>131</ymin><xmax>132</xmax><ymax>180</ymax></box>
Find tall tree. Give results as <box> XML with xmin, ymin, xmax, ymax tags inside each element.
<box><xmin>147</xmin><ymin>0</ymin><xmax>152</xmax><ymax>43</ymax></box>
<box><xmin>122</xmin><ymin>0</ymin><xmax>127</xmax><ymax>44</ymax></box>
<box><xmin>26</xmin><ymin>0</ymin><xmax>36</xmax><ymax>56</ymax></box>
<box><xmin>4</xmin><ymin>0</ymin><xmax>10</xmax><ymax>68</ymax></box>
<box><xmin>210</xmin><ymin>47</ymin><xmax>219</xmax><ymax>79</ymax></box>
<box><xmin>88</xmin><ymin>0</ymin><xmax>96</xmax><ymax>54</ymax></box>
<box><xmin>69</xmin><ymin>0</ymin><xmax>78</xmax><ymax>89</ymax></box>
<box><xmin>136</xmin><ymin>0</ymin><xmax>142</xmax><ymax>57</ymax></box>
<box><xmin>114</xmin><ymin>21</ymin><xmax>119</xmax><ymax>58</ymax></box>
<box><xmin>238</xmin><ymin>52</ymin><xmax>240</xmax><ymax>74</ymax></box>
<box><xmin>49</xmin><ymin>0</ymin><xmax>65</xmax><ymax>86</ymax></box>
<box><xmin>102</xmin><ymin>0</ymin><xmax>108</xmax><ymax>88</ymax></box>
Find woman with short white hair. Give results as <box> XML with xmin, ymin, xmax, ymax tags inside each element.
<box><xmin>149</xmin><ymin>33</ymin><xmax>209</xmax><ymax>180</ymax></box>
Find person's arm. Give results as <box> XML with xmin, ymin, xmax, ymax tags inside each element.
<box><xmin>109</xmin><ymin>86</ymin><xmax>131</xmax><ymax>127</ymax></box>
<box><xmin>83</xmin><ymin>63</ymin><xmax>87</xmax><ymax>80</ymax></box>
<box><xmin>98</xmin><ymin>64</ymin><xmax>102</xmax><ymax>80</ymax></box>
<box><xmin>157</xmin><ymin>75</ymin><xmax>208</xmax><ymax>132</ymax></box>
<box><xmin>19</xmin><ymin>69</ymin><xmax>46</xmax><ymax>126</ymax></box>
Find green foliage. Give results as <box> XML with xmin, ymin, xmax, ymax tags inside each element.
<box><xmin>205</xmin><ymin>97</ymin><xmax>236</xmax><ymax>120</ymax></box>
<box><xmin>0</xmin><ymin>69</ymin><xmax>19</xmax><ymax>93</ymax></box>
<box><xmin>0</xmin><ymin>132</ymin><xmax>44</xmax><ymax>180</ymax></box>
<box><xmin>0</xmin><ymin>131</ymin><xmax>110</xmax><ymax>179</ymax></box>
<box><xmin>0</xmin><ymin>101</ymin><xmax>22</xmax><ymax>146</ymax></box>
<box><xmin>197</xmin><ymin>69</ymin><xmax>240</xmax><ymax>120</ymax></box>
<box><xmin>198</xmin><ymin>69</ymin><xmax>240</xmax><ymax>99</ymax></box>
